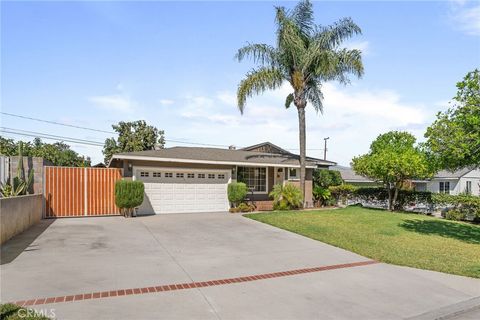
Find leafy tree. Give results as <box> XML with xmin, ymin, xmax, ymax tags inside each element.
<box><xmin>313</xmin><ymin>169</ymin><xmax>342</xmax><ymax>188</ymax></box>
<box><xmin>103</xmin><ymin>120</ymin><xmax>165</xmax><ymax>164</ymax></box>
<box><xmin>235</xmin><ymin>0</ymin><xmax>364</xmax><ymax>206</ymax></box>
<box><xmin>352</xmin><ymin>131</ymin><xmax>434</xmax><ymax>211</ymax></box>
<box><xmin>425</xmin><ymin>69</ymin><xmax>480</xmax><ymax>170</ymax></box>
<box><xmin>0</xmin><ymin>137</ymin><xmax>90</xmax><ymax>167</ymax></box>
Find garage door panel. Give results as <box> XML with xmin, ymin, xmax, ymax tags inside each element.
<box><xmin>137</xmin><ymin>169</ymin><xmax>230</xmax><ymax>214</ymax></box>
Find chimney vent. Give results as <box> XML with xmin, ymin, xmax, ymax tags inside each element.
<box><xmin>228</xmin><ymin>145</ymin><xmax>236</xmax><ymax>150</ymax></box>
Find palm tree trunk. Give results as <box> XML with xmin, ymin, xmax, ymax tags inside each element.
<box><xmin>297</xmin><ymin>104</ymin><xmax>306</xmax><ymax>208</ymax></box>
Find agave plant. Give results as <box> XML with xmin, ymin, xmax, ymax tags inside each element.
<box><xmin>0</xmin><ymin>142</ymin><xmax>34</xmax><ymax>198</ymax></box>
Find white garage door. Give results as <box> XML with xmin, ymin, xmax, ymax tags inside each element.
<box><xmin>135</xmin><ymin>168</ymin><xmax>230</xmax><ymax>214</ymax></box>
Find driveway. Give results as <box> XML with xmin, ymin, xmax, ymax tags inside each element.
<box><xmin>1</xmin><ymin>212</ymin><xmax>479</xmax><ymax>320</ymax></box>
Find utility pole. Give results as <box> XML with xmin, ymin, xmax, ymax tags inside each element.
<box><xmin>323</xmin><ymin>137</ymin><xmax>330</xmax><ymax>160</ymax></box>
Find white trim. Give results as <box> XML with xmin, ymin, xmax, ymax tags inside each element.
<box><xmin>133</xmin><ymin>166</ymin><xmax>231</xmax><ymax>173</ymax></box>
<box><xmin>110</xmin><ymin>154</ymin><xmax>317</xmax><ymax>169</ymax></box>
<box><xmin>236</xmin><ymin>166</ymin><xmax>268</xmax><ymax>194</ymax></box>
<box><xmin>287</xmin><ymin>167</ymin><xmax>300</xmax><ymax>181</ymax></box>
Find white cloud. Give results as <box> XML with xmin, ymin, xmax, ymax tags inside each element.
<box><xmin>88</xmin><ymin>94</ymin><xmax>137</xmax><ymax>113</ymax></box>
<box><xmin>449</xmin><ymin>0</ymin><xmax>480</xmax><ymax>35</ymax></box>
<box><xmin>159</xmin><ymin>99</ymin><xmax>174</xmax><ymax>106</ymax></box>
<box><xmin>167</xmin><ymin>83</ymin><xmax>436</xmax><ymax>166</ymax></box>
<box><xmin>344</xmin><ymin>40</ymin><xmax>370</xmax><ymax>55</ymax></box>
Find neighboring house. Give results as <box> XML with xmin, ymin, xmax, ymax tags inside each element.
<box><xmin>413</xmin><ymin>168</ymin><xmax>480</xmax><ymax>196</ymax></box>
<box><xmin>331</xmin><ymin>165</ymin><xmax>378</xmax><ymax>186</ymax></box>
<box><xmin>109</xmin><ymin>142</ymin><xmax>335</xmax><ymax>214</ymax></box>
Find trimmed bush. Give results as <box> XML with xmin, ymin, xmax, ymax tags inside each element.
<box><xmin>228</xmin><ymin>182</ymin><xmax>248</xmax><ymax>208</ymax></box>
<box><xmin>115</xmin><ymin>180</ymin><xmax>145</xmax><ymax>217</ymax></box>
<box><xmin>237</xmin><ymin>202</ymin><xmax>255</xmax><ymax>212</ymax></box>
<box><xmin>329</xmin><ymin>184</ymin><xmax>357</xmax><ymax>204</ymax></box>
<box><xmin>269</xmin><ymin>183</ymin><xmax>303</xmax><ymax>210</ymax></box>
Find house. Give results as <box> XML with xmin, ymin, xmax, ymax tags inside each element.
<box><xmin>108</xmin><ymin>142</ymin><xmax>335</xmax><ymax>214</ymax></box>
<box><xmin>330</xmin><ymin>165</ymin><xmax>378</xmax><ymax>186</ymax></box>
<box><xmin>413</xmin><ymin>168</ymin><xmax>480</xmax><ymax>196</ymax></box>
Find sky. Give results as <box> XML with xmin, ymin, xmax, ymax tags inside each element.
<box><xmin>1</xmin><ymin>0</ymin><xmax>479</xmax><ymax>165</ymax></box>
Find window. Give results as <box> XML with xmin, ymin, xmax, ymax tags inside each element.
<box><xmin>208</xmin><ymin>174</ymin><xmax>215</xmax><ymax>179</ymax></box>
<box><xmin>140</xmin><ymin>171</ymin><xmax>149</xmax><ymax>177</ymax></box>
<box><xmin>288</xmin><ymin>168</ymin><xmax>299</xmax><ymax>180</ymax></box>
<box><xmin>439</xmin><ymin>181</ymin><xmax>450</xmax><ymax>194</ymax></box>
<box><xmin>218</xmin><ymin>174</ymin><xmax>225</xmax><ymax>179</ymax></box>
<box><xmin>187</xmin><ymin>173</ymin><xmax>195</xmax><ymax>179</ymax></box>
<box><xmin>466</xmin><ymin>181</ymin><xmax>472</xmax><ymax>194</ymax></box>
<box><xmin>164</xmin><ymin>173</ymin><xmax>173</xmax><ymax>178</ymax></box>
<box><xmin>237</xmin><ymin>167</ymin><xmax>267</xmax><ymax>192</ymax></box>
<box><xmin>176</xmin><ymin>173</ymin><xmax>184</xmax><ymax>178</ymax></box>
<box><xmin>198</xmin><ymin>173</ymin><xmax>205</xmax><ymax>179</ymax></box>
<box><xmin>153</xmin><ymin>172</ymin><xmax>161</xmax><ymax>178</ymax></box>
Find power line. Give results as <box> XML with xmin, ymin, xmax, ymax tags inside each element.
<box><xmin>0</xmin><ymin>128</ymin><xmax>104</xmax><ymax>147</ymax></box>
<box><xmin>1</xmin><ymin>112</ymin><xmax>230</xmax><ymax>147</ymax></box>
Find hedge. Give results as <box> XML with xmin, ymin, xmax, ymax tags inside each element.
<box><xmin>115</xmin><ymin>180</ymin><xmax>145</xmax><ymax>216</ymax></box>
<box><xmin>227</xmin><ymin>182</ymin><xmax>248</xmax><ymax>208</ymax></box>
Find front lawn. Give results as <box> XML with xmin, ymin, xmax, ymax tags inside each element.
<box><xmin>245</xmin><ymin>206</ymin><xmax>480</xmax><ymax>278</ymax></box>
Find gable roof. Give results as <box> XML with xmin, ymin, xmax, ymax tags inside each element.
<box><xmin>242</xmin><ymin>142</ymin><xmax>291</xmax><ymax>155</ymax></box>
<box><xmin>109</xmin><ymin>146</ymin><xmax>335</xmax><ymax>168</ymax></box>
<box><xmin>434</xmin><ymin>168</ymin><xmax>476</xmax><ymax>179</ymax></box>
<box><xmin>331</xmin><ymin>165</ymin><xmax>375</xmax><ymax>183</ymax></box>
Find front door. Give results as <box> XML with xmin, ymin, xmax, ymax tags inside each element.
<box><xmin>274</xmin><ymin>167</ymin><xmax>285</xmax><ymax>186</ymax></box>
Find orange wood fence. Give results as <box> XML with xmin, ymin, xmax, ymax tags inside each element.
<box><xmin>44</xmin><ymin>167</ymin><xmax>122</xmax><ymax>218</ymax></box>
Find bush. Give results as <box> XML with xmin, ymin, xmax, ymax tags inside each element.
<box><xmin>445</xmin><ymin>209</ymin><xmax>467</xmax><ymax>221</ymax></box>
<box><xmin>269</xmin><ymin>183</ymin><xmax>303</xmax><ymax>210</ymax></box>
<box><xmin>312</xmin><ymin>186</ymin><xmax>331</xmax><ymax>206</ymax></box>
<box><xmin>115</xmin><ymin>180</ymin><xmax>145</xmax><ymax>217</ymax></box>
<box><xmin>313</xmin><ymin>169</ymin><xmax>342</xmax><ymax>188</ymax></box>
<box><xmin>329</xmin><ymin>184</ymin><xmax>357</xmax><ymax>204</ymax></box>
<box><xmin>237</xmin><ymin>202</ymin><xmax>255</xmax><ymax>212</ymax></box>
<box><xmin>228</xmin><ymin>182</ymin><xmax>248</xmax><ymax>208</ymax></box>
<box><xmin>1</xmin><ymin>303</ymin><xmax>51</xmax><ymax>320</ymax></box>
<box><xmin>433</xmin><ymin>193</ymin><xmax>480</xmax><ymax>221</ymax></box>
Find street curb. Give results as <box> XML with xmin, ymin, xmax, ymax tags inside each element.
<box><xmin>406</xmin><ymin>296</ymin><xmax>480</xmax><ymax>320</ymax></box>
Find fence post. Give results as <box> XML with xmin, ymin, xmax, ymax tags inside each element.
<box><xmin>84</xmin><ymin>167</ymin><xmax>88</xmax><ymax>216</ymax></box>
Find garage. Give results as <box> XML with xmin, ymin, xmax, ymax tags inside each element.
<box><xmin>134</xmin><ymin>167</ymin><xmax>231</xmax><ymax>214</ymax></box>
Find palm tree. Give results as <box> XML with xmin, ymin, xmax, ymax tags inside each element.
<box><xmin>235</xmin><ymin>0</ymin><xmax>364</xmax><ymax>206</ymax></box>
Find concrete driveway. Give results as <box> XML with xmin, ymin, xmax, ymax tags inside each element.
<box><xmin>1</xmin><ymin>212</ymin><xmax>479</xmax><ymax>320</ymax></box>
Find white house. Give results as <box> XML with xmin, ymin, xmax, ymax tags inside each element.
<box><xmin>413</xmin><ymin>168</ymin><xmax>480</xmax><ymax>196</ymax></box>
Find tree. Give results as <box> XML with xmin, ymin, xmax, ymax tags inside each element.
<box><xmin>425</xmin><ymin>69</ymin><xmax>480</xmax><ymax>170</ymax></box>
<box><xmin>103</xmin><ymin>120</ymin><xmax>165</xmax><ymax>164</ymax></box>
<box><xmin>352</xmin><ymin>131</ymin><xmax>434</xmax><ymax>211</ymax></box>
<box><xmin>0</xmin><ymin>137</ymin><xmax>90</xmax><ymax>167</ymax></box>
<box><xmin>235</xmin><ymin>0</ymin><xmax>363</xmax><ymax>205</ymax></box>
<box><xmin>313</xmin><ymin>169</ymin><xmax>342</xmax><ymax>188</ymax></box>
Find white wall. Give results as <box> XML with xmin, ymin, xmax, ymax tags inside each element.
<box><xmin>425</xmin><ymin>171</ymin><xmax>480</xmax><ymax>195</ymax></box>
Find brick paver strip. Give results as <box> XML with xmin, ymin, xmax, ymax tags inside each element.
<box><xmin>13</xmin><ymin>260</ymin><xmax>378</xmax><ymax>307</ymax></box>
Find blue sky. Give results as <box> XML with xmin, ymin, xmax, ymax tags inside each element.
<box><xmin>2</xmin><ymin>0</ymin><xmax>479</xmax><ymax>165</ymax></box>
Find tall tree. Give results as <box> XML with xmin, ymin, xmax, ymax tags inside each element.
<box><xmin>235</xmin><ymin>0</ymin><xmax>363</xmax><ymax>205</ymax></box>
<box><xmin>103</xmin><ymin>120</ymin><xmax>165</xmax><ymax>164</ymax></box>
<box><xmin>352</xmin><ymin>131</ymin><xmax>435</xmax><ymax>211</ymax></box>
<box><xmin>425</xmin><ymin>69</ymin><xmax>480</xmax><ymax>170</ymax></box>
<box><xmin>0</xmin><ymin>137</ymin><xmax>91</xmax><ymax>167</ymax></box>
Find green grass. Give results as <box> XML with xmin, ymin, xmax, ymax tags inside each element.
<box><xmin>245</xmin><ymin>206</ymin><xmax>480</xmax><ymax>278</ymax></box>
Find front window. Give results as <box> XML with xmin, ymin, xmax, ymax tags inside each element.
<box><xmin>466</xmin><ymin>181</ymin><xmax>472</xmax><ymax>194</ymax></box>
<box><xmin>288</xmin><ymin>168</ymin><xmax>299</xmax><ymax>180</ymax></box>
<box><xmin>439</xmin><ymin>181</ymin><xmax>450</xmax><ymax>194</ymax></box>
<box><xmin>237</xmin><ymin>167</ymin><xmax>267</xmax><ymax>192</ymax></box>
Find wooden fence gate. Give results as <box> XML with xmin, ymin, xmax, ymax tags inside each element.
<box><xmin>44</xmin><ymin>167</ymin><xmax>122</xmax><ymax>218</ymax></box>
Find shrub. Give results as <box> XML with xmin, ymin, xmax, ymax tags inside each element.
<box><xmin>312</xmin><ymin>186</ymin><xmax>331</xmax><ymax>206</ymax></box>
<box><xmin>115</xmin><ymin>180</ymin><xmax>145</xmax><ymax>217</ymax></box>
<box><xmin>1</xmin><ymin>303</ymin><xmax>51</xmax><ymax>320</ymax></box>
<box><xmin>432</xmin><ymin>193</ymin><xmax>480</xmax><ymax>221</ymax></box>
<box><xmin>313</xmin><ymin>169</ymin><xmax>342</xmax><ymax>188</ymax></box>
<box><xmin>445</xmin><ymin>209</ymin><xmax>466</xmax><ymax>221</ymax></box>
<box><xmin>237</xmin><ymin>202</ymin><xmax>255</xmax><ymax>212</ymax></box>
<box><xmin>329</xmin><ymin>184</ymin><xmax>357</xmax><ymax>204</ymax></box>
<box><xmin>269</xmin><ymin>183</ymin><xmax>303</xmax><ymax>210</ymax></box>
<box><xmin>228</xmin><ymin>182</ymin><xmax>248</xmax><ymax>208</ymax></box>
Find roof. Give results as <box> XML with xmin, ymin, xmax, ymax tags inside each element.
<box><xmin>331</xmin><ymin>165</ymin><xmax>374</xmax><ymax>183</ymax></box>
<box><xmin>110</xmin><ymin>143</ymin><xmax>336</xmax><ymax>168</ymax></box>
<box><xmin>434</xmin><ymin>168</ymin><xmax>476</xmax><ymax>179</ymax></box>
<box><xmin>242</xmin><ymin>142</ymin><xmax>291</xmax><ymax>155</ymax></box>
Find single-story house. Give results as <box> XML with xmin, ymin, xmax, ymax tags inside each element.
<box><xmin>330</xmin><ymin>165</ymin><xmax>378</xmax><ymax>186</ymax></box>
<box><xmin>413</xmin><ymin>168</ymin><xmax>480</xmax><ymax>196</ymax></box>
<box><xmin>108</xmin><ymin>142</ymin><xmax>336</xmax><ymax>214</ymax></box>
